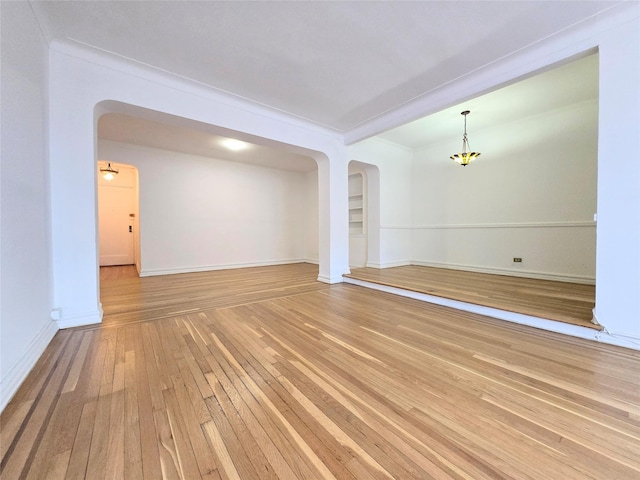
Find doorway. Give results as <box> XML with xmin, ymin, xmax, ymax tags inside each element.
<box><xmin>347</xmin><ymin>161</ymin><xmax>381</xmax><ymax>269</ymax></box>
<box><xmin>97</xmin><ymin>161</ymin><xmax>140</xmax><ymax>271</ymax></box>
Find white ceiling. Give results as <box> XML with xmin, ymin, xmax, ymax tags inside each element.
<box><xmin>98</xmin><ymin>52</ymin><xmax>598</xmax><ymax>168</ymax></box>
<box><xmin>378</xmin><ymin>53</ymin><xmax>599</xmax><ymax>150</ymax></box>
<box><xmin>32</xmin><ymin>0</ymin><xmax>614</xmax><ymax>134</ymax></box>
<box><xmin>99</xmin><ymin>113</ymin><xmax>318</xmax><ymax>172</ymax></box>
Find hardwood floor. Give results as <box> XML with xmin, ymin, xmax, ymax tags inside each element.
<box><xmin>1</xmin><ymin>263</ymin><xmax>638</xmax><ymax>479</ymax></box>
<box><xmin>99</xmin><ymin>264</ymin><xmax>330</xmax><ymax>328</ymax></box>
<box><xmin>98</xmin><ymin>264</ymin><xmax>139</xmax><ymax>281</ymax></box>
<box><xmin>345</xmin><ymin>265</ymin><xmax>597</xmax><ymax>329</ymax></box>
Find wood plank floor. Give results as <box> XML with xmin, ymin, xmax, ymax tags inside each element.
<box><xmin>345</xmin><ymin>265</ymin><xmax>597</xmax><ymax>329</ymax></box>
<box><xmin>2</xmin><ymin>263</ymin><xmax>638</xmax><ymax>479</ymax></box>
<box><xmin>98</xmin><ymin>264</ymin><xmax>330</xmax><ymax>328</ymax></box>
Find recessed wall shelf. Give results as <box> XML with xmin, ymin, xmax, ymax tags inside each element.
<box><xmin>348</xmin><ymin>175</ymin><xmax>364</xmax><ymax>235</ymax></box>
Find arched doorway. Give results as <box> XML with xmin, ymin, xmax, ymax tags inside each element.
<box><xmin>348</xmin><ymin>161</ymin><xmax>380</xmax><ymax>269</ymax></box>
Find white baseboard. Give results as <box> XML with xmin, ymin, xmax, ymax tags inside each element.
<box><xmin>0</xmin><ymin>319</ymin><xmax>59</xmax><ymax>413</ymax></box>
<box><xmin>317</xmin><ymin>274</ymin><xmax>345</xmax><ymax>284</ymax></box>
<box><xmin>365</xmin><ymin>261</ymin><xmax>411</xmax><ymax>269</ymax></box>
<box><xmin>57</xmin><ymin>309</ymin><xmax>103</xmax><ymax>329</ymax></box>
<box><xmin>343</xmin><ymin>278</ymin><xmax>638</xmax><ymax>351</ymax></box>
<box><xmin>139</xmin><ymin>258</ymin><xmax>308</xmax><ymax>277</ymax></box>
<box><xmin>411</xmin><ymin>260</ymin><xmax>595</xmax><ymax>285</ymax></box>
<box><xmin>600</xmin><ymin>331</ymin><xmax>640</xmax><ymax>349</ymax></box>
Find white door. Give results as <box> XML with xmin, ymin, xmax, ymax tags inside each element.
<box><xmin>98</xmin><ymin>177</ymin><xmax>135</xmax><ymax>266</ymax></box>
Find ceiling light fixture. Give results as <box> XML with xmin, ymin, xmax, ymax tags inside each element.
<box><xmin>100</xmin><ymin>162</ymin><xmax>119</xmax><ymax>181</ymax></box>
<box><xmin>221</xmin><ymin>138</ymin><xmax>249</xmax><ymax>151</ymax></box>
<box><xmin>450</xmin><ymin>110</ymin><xmax>481</xmax><ymax>167</ymax></box>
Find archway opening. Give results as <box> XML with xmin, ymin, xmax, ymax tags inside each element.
<box><xmin>348</xmin><ymin>160</ymin><xmax>381</xmax><ymax>269</ymax></box>
<box><xmin>94</xmin><ymin>102</ymin><xmax>330</xmax><ymax>314</ymax></box>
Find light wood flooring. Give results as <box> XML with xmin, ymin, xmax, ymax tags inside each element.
<box><xmin>1</xmin><ymin>263</ymin><xmax>638</xmax><ymax>479</ymax></box>
<box><xmin>98</xmin><ymin>264</ymin><xmax>329</xmax><ymax>328</ymax></box>
<box><xmin>345</xmin><ymin>265</ymin><xmax>597</xmax><ymax>329</ymax></box>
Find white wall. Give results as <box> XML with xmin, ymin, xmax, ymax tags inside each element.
<box><xmin>347</xmin><ymin>138</ymin><xmax>414</xmax><ymax>267</ymax></box>
<box><xmin>412</xmin><ymin>99</ymin><xmax>598</xmax><ymax>283</ymax></box>
<box><xmin>303</xmin><ymin>169</ymin><xmax>320</xmax><ymax>263</ymax></box>
<box><xmin>99</xmin><ymin>140</ymin><xmax>315</xmax><ymax>274</ymax></box>
<box><xmin>595</xmin><ymin>15</ymin><xmax>640</xmax><ymax>340</ymax></box>
<box><xmin>0</xmin><ymin>3</ymin><xmax>57</xmax><ymax>411</ymax></box>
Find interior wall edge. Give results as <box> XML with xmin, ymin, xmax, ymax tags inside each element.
<box><xmin>0</xmin><ymin>319</ymin><xmax>59</xmax><ymax>413</ymax></box>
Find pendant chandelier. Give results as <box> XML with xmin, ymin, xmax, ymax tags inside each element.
<box><xmin>100</xmin><ymin>162</ymin><xmax>119</xmax><ymax>181</ymax></box>
<box><xmin>450</xmin><ymin>110</ymin><xmax>480</xmax><ymax>166</ymax></box>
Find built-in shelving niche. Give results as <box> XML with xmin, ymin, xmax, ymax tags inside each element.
<box><xmin>348</xmin><ymin>172</ymin><xmax>367</xmax><ymax>267</ymax></box>
<box><xmin>348</xmin><ymin>174</ymin><xmax>364</xmax><ymax>235</ymax></box>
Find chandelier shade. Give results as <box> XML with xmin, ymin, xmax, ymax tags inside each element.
<box><xmin>450</xmin><ymin>110</ymin><xmax>480</xmax><ymax>166</ymax></box>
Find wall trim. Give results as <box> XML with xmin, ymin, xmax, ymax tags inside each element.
<box><xmin>139</xmin><ymin>259</ymin><xmax>309</xmax><ymax>277</ymax></box>
<box><xmin>57</xmin><ymin>309</ymin><xmax>103</xmax><ymax>329</ymax></box>
<box><xmin>413</xmin><ymin>221</ymin><xmax>595</xmax><ymax>229</ymax></box>
<box><xmin>343</xmin><ymin>278</ymin><xmax>638</xmax><ymax>351</ymax></box>
<box><xmin>317</xmin><ymin>274</ymin><xmax>345</xmax><ymax>284</ymax></box>
<box><xmin>47</xmin><ymin>38</ymin><xmax>340</xmax><ymax>138</ymax></box>
<box><xmin>345</xmin><ymin>2</ymin><xmax>637</xmax><ymax>144</ymax></box>
<box><xmin>412</xmin><ymin>260</ymin><xmax>595</xmax><ymax>285</ymax></box>
<box><xmin>382</xmin><ymin>221</ymin><xmax>595</xmax><ymax>230</ymax></box>
<box><xmin>380</xmin><ymin>225</ymin><xmax>413</xmax><ymax>230</ymax></box>
<box><xmin>592</xmin><ymin>309</ymin><xmax>640</xmax><ymax>349</ymax></box>
<box><xmin>368</xmin><ymin>136</ymin><xmax>414</xmax><ymax>153</ymax></box>
<box><xmin>366</xmin><ymin>261</ymin><xmax>412</xmax><ymax>269</ymax></box>
<box><xmin>0</xmin><ymin>320</ymin><xmax>59</xmax><ymax>413</ymax></box>
<box><xmin>602</xmin><ymin>331</ymin><xmax>640</xmax><ymax>350</ymax></box>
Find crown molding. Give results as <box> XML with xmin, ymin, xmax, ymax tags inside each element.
<box><xmin>344</xmin><ymin>1</ymin><xmax>639</xmax><ymax>145</ymax></box>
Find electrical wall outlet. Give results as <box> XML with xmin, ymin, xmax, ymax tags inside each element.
<box><xmin>513</xmin><ymin>257</ymin><xmax>522</xmax><ymax>263</ymax></box>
